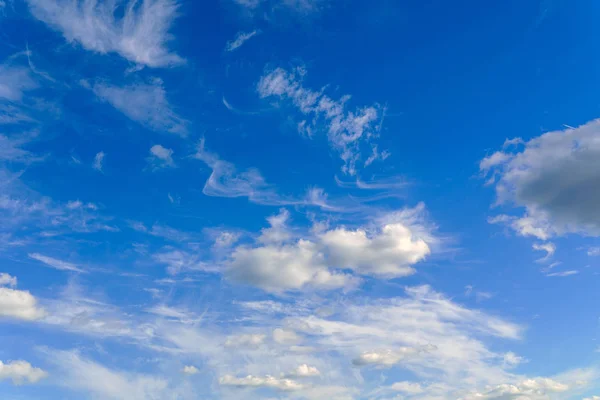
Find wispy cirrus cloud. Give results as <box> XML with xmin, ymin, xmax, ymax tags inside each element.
<box><xmin>258</xmin><ymin>66</ymin><xmax>384</xmax><ymax>175</ymax></box>
<box><xmin>28</xmin><ymin>253</ymin><xmax>85</xmax><ymax>273</ymax></box>
<box><xmin>89</xmin><ymin>79</ymin><xmax>188</xmax><ymax>136</ymax></box>
<box><xmin>225</xmin><ymin>30</ymin><xmax>259</xmax><ymax>52</ymax></box>
<box><xmin>26</xmin><ymin>0</ymin><xmax>184</xmax><ymax>68</ymax></box>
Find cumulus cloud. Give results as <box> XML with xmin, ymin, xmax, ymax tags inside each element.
<box><xmin>461</xmin><ymin>377</ymin><xmax>570</xmax><ymax>399</ymax></box>
<box><xmin>288</xmin><ymin>364</ymin><xmax>320</xmax><ymax>377</ymax></box>
<box><xmin>28</xmin><ymin>253</ymin><xmax>85</xmax><ymax>272</ymax></box>
<box><xmin>90</xmin><ymin>80</ymin><xmax>187</xmax><ymax>135</ymax></box>
<box><xmin>181</xmin><ymin>365</ymin><xmax>198</xmax><ymax>375</ymax></box>
<box><xmin>0</xmin><ymin>272</ymin><xmax>17</xmax><ymax>287</ymax></box>
<box><xmin>0</xmin><ymin>286</ymin><xmax>46</xmax><ymax>320</ymax></box>
<box><xmin>0</xmin><ymin>360</ymin><xmax>47</xmax><ymax>384</ymax></box>
<box><xmin>258</xmin><ymin>67</ymin><xmax>383</xmax><ymax>175</ymax></box>
<box><xmin>26</xmin><ymin>0</ymin><xmax>183</xmax><ymax>67</ymax></box>
<box><xmin>219</xmin><ymin>374</ymin><xmax>303</xmax><ymax>391</ymax></box>
<box><xmin>93</xmin><ymin>151</ymin><xmax>105</xmax><ymax>171</ymax></box>
<box><xmin>483</xmin><ymin>119</ymin><xmax>600</xmax><ymax>238</ymax></box>
<box><xmin>148</xmin><ymin>144</ymin><xmax>175</xmax><ymax>169</ymax></box>
<box><xmin>226</xmin><ymin>30</ymin><xmax>259</xmax><ymax>51</ymax></box>
<box><xmin>226</xmin><ymin>205</ymin><xmax>433</xmax><ymax>292</ymax></box>
<box><xmin>352</xmin><ymin>346</ymin><xmax>432</xmax><ymax>367</ymax></box>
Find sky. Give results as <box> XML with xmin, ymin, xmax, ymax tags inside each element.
<box><xmin>1</xmin><ymin>0</ymin><xmax>600</xmax><ymax>399</ymax></box>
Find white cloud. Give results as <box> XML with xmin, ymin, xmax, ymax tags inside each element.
<box><xmin>181</xmin><ymin>365</ymin><xmax>198</xmax><ymax>375</ymax></box>
<box><xmin>273</xmin><ymin>328</ymin><xmax>301</xmax><ymax>345</ymax></box>
<box><xmin>28</xmin><ymin>253</ymin><xmax>85</xmax><ymax>272</ymax></box>
<box><xmin>219</xmin><ymin>374</ymin><xmax>304</xmax><ymax>391</ymax></box>
<box><xmin>226</xmin><ymin>30</ymin><xmax>259</xmax><ymax>51</ymax></box>
<box><xmin>224</xmin><ymin>334</ymin><xmax>266</xmax><ymax>348</ymax></box>
<box><xmin>148</xmin><ymin>144</ymin><xmax>175</xmax><ymax>169</ymax></box>
<box><xmin>26</xmin><ymin>0</ymin><xmax>183</xmax><ymax>67</ymax></box>
<box><xmin>212</xmin><ymin>231</ymin><xmax>240</xmax><ymax>248</ymax></box>
<box><xmin>0</xmin><ymin>272</ymin><xmax>17</xmax><ymax>287</ymax></box>
<box><xmin>0</xmin><ymin>286</ymin><xmax>46</xmax><ymax>320</ymax></box>
<box><xmin>352</xmin><ymin>346</ymin><xmax>431</xmax><ymax>367</ymax></box>
<box><xmin>44</xmin><ymin>349</ymin><xmax>190</xmax><ymax>400</ymax></box>
<box><xmin>91</xmin><ymin>80</ymin><xmax>187</xmax><ymax>135</ymax></box>
<box><xmin>288</xmin><ymin>364</ymin><xmax>320</xmax><ymax>377</ymax></box>
<box><xmin>258</xmin><ymin>67</ymin><xmax>383</xmax><ymax>175</ymax></box>
<box><xmin>226</xmin><ymin>205</ymin><xmax>433</xmax><ymax>292</ymax></box>
<box><xmin>483</xmin><ymin>119</ymin><xmax>600</xmax><ymax>238</ymax></box>
<box><xmin>0</xmin><ymin>360</ymin><xmax>47</xmax><ymax>384</ymax></box>
<box><xmin>0</xmin><ymin>134</ymin><xmax>40</xmax><ymax>164</ymax></box>
<box><xmin>546</xmin><ymin>270</ymin><xmax>578</xmax><ymax>277</ymax></box>
<box><xmin>461</xmin><ymin>377</ymin><xmax>570</xmax><ymax>399</ymax></box>
<box><xmin>93</xmin><ymin>151</ymin><xmax>105</xmax><ymax>172</ymax></box>
<box><xmin>153</xmin><ymin>249</ymin><xmax>214</xmax><ymax>275</ymax></box>
<box><xmin>390</xmin><ymin>381</ymin><xmax>424</xmax><ymax>394</ymax></box>
<box><xmin>532</xmin><ymin>242</ymin><xmax>555</xmax><ymax>262</ymax></box>
<box><xmin>587</xmin><ymin>247</ymin><xmax>600</xmax><ymax>256</ymax></box>
<box><xmin>0</xmin><ymin>65</ymin><xmax>37</xmax><ymax>101</ymax></box>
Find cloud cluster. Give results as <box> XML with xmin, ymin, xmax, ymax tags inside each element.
<box><xmin>27</xmin><ymin>0</ymin><xmax>183</xmax><ymax>67</ymax></box>
<box><xmin>0</xmin><ymin>360</ymin><xmax>47</xmax><ymax>384</ymax></box>
<box><xmin>483</xmin><ymin>119</ymin><xmax>600</xmax><ymax>239</ymax></box>
<box><xmin>258</xmin><ymin>67</ymin><xmax>383</xmax><ymax>175</ymax></box>
<box><xmin>226</xmin><ymin>205</ymin><xmax>432</xmax><ymax>292</ymax></box>
<box><xmin>0</xmin><ymin>273</ymin><xmax>46</xmax><ymax>320</ymax></box>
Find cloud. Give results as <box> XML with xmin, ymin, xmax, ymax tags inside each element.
<box><xmin>226</xmin><ymin>205</ymin><xmax>433</xmax><ymax>292</ymax></box>
<box><xmin>288</xmin><ymin>364</ymin><xmax>320</xmax><ymax>377</ymax></box>
<box><xmin>225</xmin><ymin>333</ymin><xmax>266</xmax><ymax>348</ymax></box>
<box><xmin>0</xmin><ymin>360</ymin><xmax>47</xmax><ymax>384</ymax></box>
<box><xmin>219</xmin><ymin>374</ymin><xmax>304</xmax><ymax>391</ymax></box>
<box><xmin>93</xmin><ymin>151</ymin><xmax>105</xmax><ymax>171</ymax></box>
<box><xmin>181</xmin><ymin>365</ymin><xmax>198</xmax><ymax>375</ymax></box>
<box><xmin>587</xmin><ymin>247</ymin><xmax>600</xmax><ymax>256</ymax></box>
<box><xmin>28</xmin><ymin>253</ymin><xmax>85</xmax><ymax>272</ymax></box>
<box><xmin>0</xmin><ymin>286</ymin><xmax>46</xmax><ymax>320</ymax></box>
<box><xmin>43</xmin><ymin>349</ymin><xmax>190</xmax><ymax>400</ymax></box>
<box><xmin>130</xmin><ymin>222</ymin><xmax>190</xmax><ymax>242</ymax></box>
<box><xmin>483</xmin><ymin>119</ymin><xmax>600</xmax><ymax>238</ymax></box>
<box><xmin>390</xmin><ymin>381</ymin><xmax>424</xmax><ymax>394</ymax></box>
<box><xmin>148</xmin><ymin>144</ymin><xmax>175</xmax><ymax>169</ymax></box>
<box><xmin>153</xmin><ymin>249</ymin><xmax>214</xmax><ymax>275</ymax></box>
<box><xmin>352</xmin><ymin>346</ymin><xmax>432</xmax><ymax>367</ymax></box>
<box><xmin>26</xmin><ymin>0</ymin><xmax>183</xmax><ymax>67</ymax></box>
<box><xmin>532</xmin><ymin>242</ymin><xmax>555</xmax><ymax>262</ymax></box>
<box><xmin>461</xmin><ymin>377</ymin><xmax>570</xmax><ymax>399</ymax></box>
<box><xmin>0</xmin><ymin>65</ymin><xmax>37</xmax><ymax>101</ymax></box>
<box><xmin>546</xmin><ymin>270</ymin><xmax>578</xmax><ymax>277</ymax></box>
<box><xmin>90</xmin><ymin>80</ymin><xmax>187</xmax><ymax>135</ymax></box>
<box><xmin>0</xmin><ymin>272</ymin><xmax>17</xmax><ymax>287</ymax></box>
<box><xmin>273</xmin><ymin>328</ymin><xmax>301</xmax><ymax>345</ymax></box>
<box><xmin>258</xmin><ymin>67</ymin><xmax>383</xmax><ymax>175</ymax></box>
<box><xmin>226</xmin><ymin>30</ymin><xmax>259</xmax><ymax>51</ymax></box>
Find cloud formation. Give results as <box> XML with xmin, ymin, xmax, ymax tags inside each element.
<box><xmin>0</xmin><ymin>360</ymin><xmax>47</xmax><ymax>384</ymax></box>
<box><xmin>258</xmin><ymin>67</ymin><xmax>383</xmax><ymax>175</ymax></box>
<box><xmin>27</xmin><ymin>0</ymin><xmax>183</xmax><ymax>67</ymax></box>
<box><xmin>483</xmin><ymin>119</ymin><xmax>600</xmax><ymax>238</ymax></box>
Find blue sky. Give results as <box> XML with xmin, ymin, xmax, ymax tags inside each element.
<box><xmin>1</xmin><ymin>0</ymin><xmax>600</xmax><ymax>398</ymax></box>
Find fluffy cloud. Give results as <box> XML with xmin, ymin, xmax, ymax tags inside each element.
<box><xmin>226</xmin><ymin>205</ymin><xmax>433</xmax><ymax>292</ymax></box>
<box><xmin>0</xmin><ymin>360</ymin><xmax>47</xmax><ymax>384</ymax></box>
<box><xmin>258</xmin><ymin>67</ymin><xmax>383</xmax><ymax>175</ymax></box>
<box><xmin>288</xmin><ymin>364</ymin><xmax>320</xmax><ymax>377</ymax></box>
<box><xmin>219</xmin><ymin>374</ymin><xmax>304</xmax><ymax>391</ymax></box>
<box><xmin>181</xmin><ymin>365</ymin><xmax>198</xmax><ymax>375</ymax></box>
<box><xmin>0</xmin><ymin>286</ymin><xmax>46</xmax><ymax>320</ymax></box>
<box><xmin>461</xmin><ymin>377</ymin><xmax>570</xmax><ymax>399</ymax></box>
<box><xmin>28</xmin><ymin>253</ymin><xmax>84</xmax><ymax>272</ymax></box>
<box><xmin>26</xmin><ymin>0</ymin><xmax>183</xmax><ymax>67</ymax></box>
<box><xmin>226</xmin><ymin>30</ymin><xmax>259</xmax><ymax>52</ymax></box>
<box><xmin>90</xmin><ymin>80</ymin><xmax>187</xmax><ymax>135</ymax></box>
<box><xmin>483</xmin><ymin>119</ymin><xmax>600</xmax><ymax>238</ymax></box>
<box><xmin>148</xmin><ymin>144</ymin><xmax>175</xmax><ymax>169</ymax></box>
<box><xmin>352</xmin><ymin>346</ymin><xmax>432</xmax><ymax>367</ymax></box>
<box><xmin>0</xmin><ymin>272</ymin><xmax>17</xmax><ymax>287</ymax></box>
